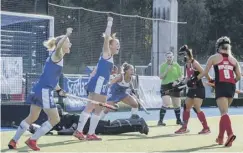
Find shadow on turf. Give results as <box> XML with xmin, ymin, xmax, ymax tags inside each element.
<box><xmin>107</xmin><ymin>133</ymin><xmax>199</xmax><ymax>141</ymax></box>
<box><xmin>149</xmin><ymin>124</ymin><xmax>179</xmax><ymax>128</ymax></box>
<box><xmin>1</xmin><ymin>139</ymin><xmax>82</xmax><ymax>152</ymax></box>
<box><xmin>155</xmin><ymin>144</ymin><xmax>223</xmax><ymax>152</ymax></box>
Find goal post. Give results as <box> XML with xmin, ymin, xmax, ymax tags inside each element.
<box><xmin>1</xmin><ymin>11</ymin><xmax>54</xmax><ymax>102</ymax></box>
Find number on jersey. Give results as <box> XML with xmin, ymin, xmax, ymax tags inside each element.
<box><xmin>223</xmin><ymin>69</ymin><xmax>230</xmax><ymax>79</ymax></box>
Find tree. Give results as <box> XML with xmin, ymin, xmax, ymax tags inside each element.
<box><xmin>178</xmin><ymin>0</ymin><xmax>211</xmax><ymax>62</ymax></box>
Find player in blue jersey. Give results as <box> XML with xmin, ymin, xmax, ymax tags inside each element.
<box><xmin>8</xmin><ymin>28</ymin><xmax>73</xmax><ymax>151</ymax></box>
<box><xmin>100</xmin><ymin>62</ymin><xmax>139</xmax><ymax>119</ymax></box>
<box><xmin>74</xmin><ymin>16</ymin><xmax>120</xmax><ymax>141</ymax></box>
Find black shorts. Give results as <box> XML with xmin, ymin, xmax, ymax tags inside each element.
<box><xmin>186</xmin><ymin>87</ymin><xmax>205</xmax><ymax>99</ymax></box>
<box><xmin>160</xmin><ymin>83</ymin><xmax>180</xmax><ymax>97</ymax></box>
<box><xmin>215</xmin><ymin>82</ymin><xmax>235</xmax><ymax>99</ymax></box>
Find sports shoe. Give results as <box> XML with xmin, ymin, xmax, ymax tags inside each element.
<box><xmin>157</xmin><ymin>120</ymin><xmax>166</xmax><ymax>126</ymax></box>
<box><xmin>8</xmin><ymin>139</ymin><xmax>17</xmax><ymax>149</ymax></box>
<box><xmin>86</xmin><ymin>134</ymin><xmax>102</xmax><ymax>141</ymax></box>
<box><xmin>216</xmin><ymin>137</ymin><xmax>224</xmax><ymax>145</ymax></box>
<box><xmin>73</xmin><ymin>130</ymin><xmax>86</xmax><ymax>140</ymax></box>
<box><xmin>225</xmin><ymin>134</ymin><xmax>236</xmax><ymax>147</ymax></box>
<box><xmin>198</xmin><ymin>128</ymin><xmax>211</xmax><ymax>134</ymax></box>
<box><xmin>175</xmin><ymin>127</ymin><xmax>189</xmax><ymax>134</ymax></box>
<box><xmin>25</xmin><ymin>138</ymin><xmax>40</xmax><ymax>151</ymax></box>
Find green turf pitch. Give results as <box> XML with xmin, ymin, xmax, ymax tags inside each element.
<box><xmin>1</xmin><ymin>115</ymin><xmax>243</xmax><ymax>152</ymax></box>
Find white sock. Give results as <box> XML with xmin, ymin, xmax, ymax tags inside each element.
<box><xmin>88</xmin><ymin>114</ymin><xmax>100</xmax><ymax>135</ymax></box>
<box><xmin>77</xmin><ymin>112</ymin><xmax>90</xmax><ymax>132</ymax></box>
<box><xmin>30</xmin><ymin>121</ymin><xmax>52</xmax><ymax>140</ymax></box>
<box><xmin>100</xmin><ymin>111</ymin><xmax>106</xmax><ymax>120</ymax></box>
<box><xmin>131</xmin><ymin>108</ymin><xmax>138</xmax><ymax>115</ymax></box>
<box><xmin>13</xmin><ymin>120</ymin><xmax>29</xmax><ymax>142</ymax></box>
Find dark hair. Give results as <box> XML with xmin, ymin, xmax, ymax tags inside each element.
<box><xmin>178</xmin><ymin>45</ymin><xmax>193</xmax><ymax>59</ymax></box>
<box><xmin>122</xmin><ymin>62</ymin><xmax>133</xmax><ymax>73</ymax></box>
<box><xmin>113</xmin><ymin>65</ymin><xmax>118</xmax><ymax>71</ymax></box>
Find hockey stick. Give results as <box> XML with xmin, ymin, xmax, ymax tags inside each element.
<box><xmin>132</xmin><ymin>74</ymin><xmax>151</xmax><ymax>115</ymax></box>
<box><xmin>131</xmin><ymin>93</ymin><xmax>151</xmax><ymax>115</ymax></box>
<box><xmin>66</xmin><ymin>94</ymin><xmax>118</xmax><ymax>111</ymax></box>
<box><xmin>162</xmin><ymin>83</ymin><xmax>187</xmax><ymax>95</ymax></box>
<box><xmin>206</xmin><ymin>82</ymin><xmax>243</xmax><ymax>94</ymax></box>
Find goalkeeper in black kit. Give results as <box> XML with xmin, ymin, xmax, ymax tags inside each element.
<box><xmin>28</xmin><ymin>104</ymin><xmax>149</xmax><ymax>135</ymax></box>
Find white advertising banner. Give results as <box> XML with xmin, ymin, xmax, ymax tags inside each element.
<box><xmin>138</xmin><ymin>76</ymin><xmax>162</xmax><ymax>109</ymax></box>
<box><xmin>1</xmin><ymin>57</ymin><xmax>23</xmax><ymax>94</ymax></box>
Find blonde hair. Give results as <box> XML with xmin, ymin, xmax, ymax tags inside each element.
<box><xmin>43</xmin><ymin>36</ymin><xmax>64</xmax><ymax>51</ymax></box>
<box><xmin>43</xmin><ymin>38</ymin><xmax>56</xmax><ymax>51</ymax></box>
<box><xmin>215</xmin><ymin>36</ymin><xmax>232</xmax><ymax>56</ymax></box>
<box><xmin>103</xmin><ymin>33</ymin><xmax>118</xmax><ymax>45</ymax></box>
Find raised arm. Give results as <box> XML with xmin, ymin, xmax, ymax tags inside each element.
<box><xmin>103</xmin><ymin>17</ymin><xmax>113</xmax><ymax>59</ymax></box>
<box><xmin>52</xmin><ymin>28</ymin><xmax>73</xmax><ymax>62</ymax></box>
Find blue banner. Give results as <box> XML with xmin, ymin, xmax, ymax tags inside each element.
<box><xmin>63</xmin><ymin>75</ymin><xmax>90</xmax><ymax>112</ymax></box>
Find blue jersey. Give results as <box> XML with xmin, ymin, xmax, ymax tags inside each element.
<box><xmin>32</xmin><ymin>52</ymin><xmax>63</xmax><ymax>92</ymax></box>
<box><xmin>111</xmin><ymin>74</ymin><xmax>131</xmax><ymax>92</ymax></box>
<box><xmin>87</xmin><ymin>56</ymin><xmax>113</xmax><ymax>95</ymax></box>
<box><xmin>107</xmin><ymin>74</ymin><xmax>132</xmax><ymax>102</ymax></box>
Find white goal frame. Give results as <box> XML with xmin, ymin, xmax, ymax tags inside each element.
<box><xmin>1</xmin><ymin>11</ymin><xmax>54</xmax><ymax>38</ymax></box>
<box><xmin>0</xmin><ymin>11</ymin><xmax>55</xmax><ymax>101</ymax></box>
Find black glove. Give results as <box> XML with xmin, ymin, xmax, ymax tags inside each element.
<box><xmin>209</xmin><ymin>79</ymin><xmax>215</xmax><ymax>84</ymax></box>
<box><xmin>187</xmin><ymin>76</ymin><xmax>198</xmax><ymax>88</ymax></box>
<box><xmin>56</xmin><ymin>89</ymin><xmax>67</xmax><ymax>97</ymax></box>
<box><xmin>174</xmin><ymin>81</ymin><xmax>186</xmax><ymax>92</ymax></box>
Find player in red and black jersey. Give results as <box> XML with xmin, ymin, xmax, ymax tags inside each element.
<box><xmin>175</xmin><ymin>45</ymin><xmax>211</xmax><ymax>135</ymax></box>
<box><xmin>195</xmin><ymin>36</ymin><xmax>241</xmax><ymax>147</ymax></box>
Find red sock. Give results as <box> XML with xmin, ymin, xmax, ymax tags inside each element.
<box><xmin>197</xmin><ymin>111</ymin><xmax>209</xmax><ymax>129</ymax></box>
<box><xmin>218</xmin><ymin>116</ymin><xmax>225</xmax><ymax>139</ymax></box>
<box><xmin>222</xmin><ymin>114</ymin><xmax>233</xmax><ymax>136</ymax></box>
<box><xmin>183</xmin><ymin>110</ymin><xmax>190</xmax><ymax>128</ymax></box>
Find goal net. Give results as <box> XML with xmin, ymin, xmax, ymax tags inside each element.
<box><xmin>48</xmin><ymin>3</ymin><xmax>154</xmax><ymax>75</ymax></box>
<box><xmin>47</xmin><ymin>1</ymin><xmax>188</xmax><ymax>111</ymax></box>
<box><xmin>1</xmin><ymin>11</ymin><xmax>54</xmax><ymax>102</ymax></box>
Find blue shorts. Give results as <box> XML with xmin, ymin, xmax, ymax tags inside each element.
<box><xmin>107</xmin><ymin>89</ymin><xmax>129</xmax><ymax>103</ymax></box>
<box><xmin>87</xmin><ymin>76</ymin><xmax>109</xmax><ymax>96</ymax></box>
<box><xmin>26</xmin><ymin>88</ymin><xmax>56</xmax><ymax>109</ymax></box>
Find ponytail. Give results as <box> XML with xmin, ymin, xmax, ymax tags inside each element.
<box><xmin>122</xmin><ymin>62</ymin><xmax>131</xmax><ymax>73</ymax></box>
<box><xmin>43</xmin><ymin>38</ymin><xmax>56</xmax><ymax>51</ymax></box>
<box><xmin>215</xmin><ymin>36</ymin><xmax>232</xmax><ymax>56</ymax></box>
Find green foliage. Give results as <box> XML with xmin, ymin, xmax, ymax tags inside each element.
<box><xmin>179</xmin><ymin>0</ymin><xmax>243</xmax><ymax>62</ymax></box>
<box><xmin>48</xmin><ymin>0</ymin><xmax>243</xmax><ymax>73</ymax></box>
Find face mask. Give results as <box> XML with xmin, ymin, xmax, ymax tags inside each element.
<box><xmin>184</xmin><ymin>56</ymin><xmax>188</xmax><ymax>62</ymax></box>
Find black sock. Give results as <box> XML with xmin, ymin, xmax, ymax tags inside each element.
<box><xmin>159</xmin><ymin>106</ymin><xmax>167</xmax><ymax>121</ymax></box>
<box><xmin>174</xmin><ymin>107</ymin><xmax>181</xmax><ymax>121</ymax></box>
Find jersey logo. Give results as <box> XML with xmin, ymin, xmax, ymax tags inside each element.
<box><xmin>223</xmin><ymin>61</ymin><xmax>229</xmax><ymax>64</ymax></box>
<box><xmin>218</xmin><ymin>64</ymin><xmax>233</xmax><ymax>71</ymax></box>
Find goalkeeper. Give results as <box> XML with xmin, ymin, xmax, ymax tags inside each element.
<box><xmin>28</xmin><ymin>104</ymin><xmax>149</xmax><ymax>135</ymax></box>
